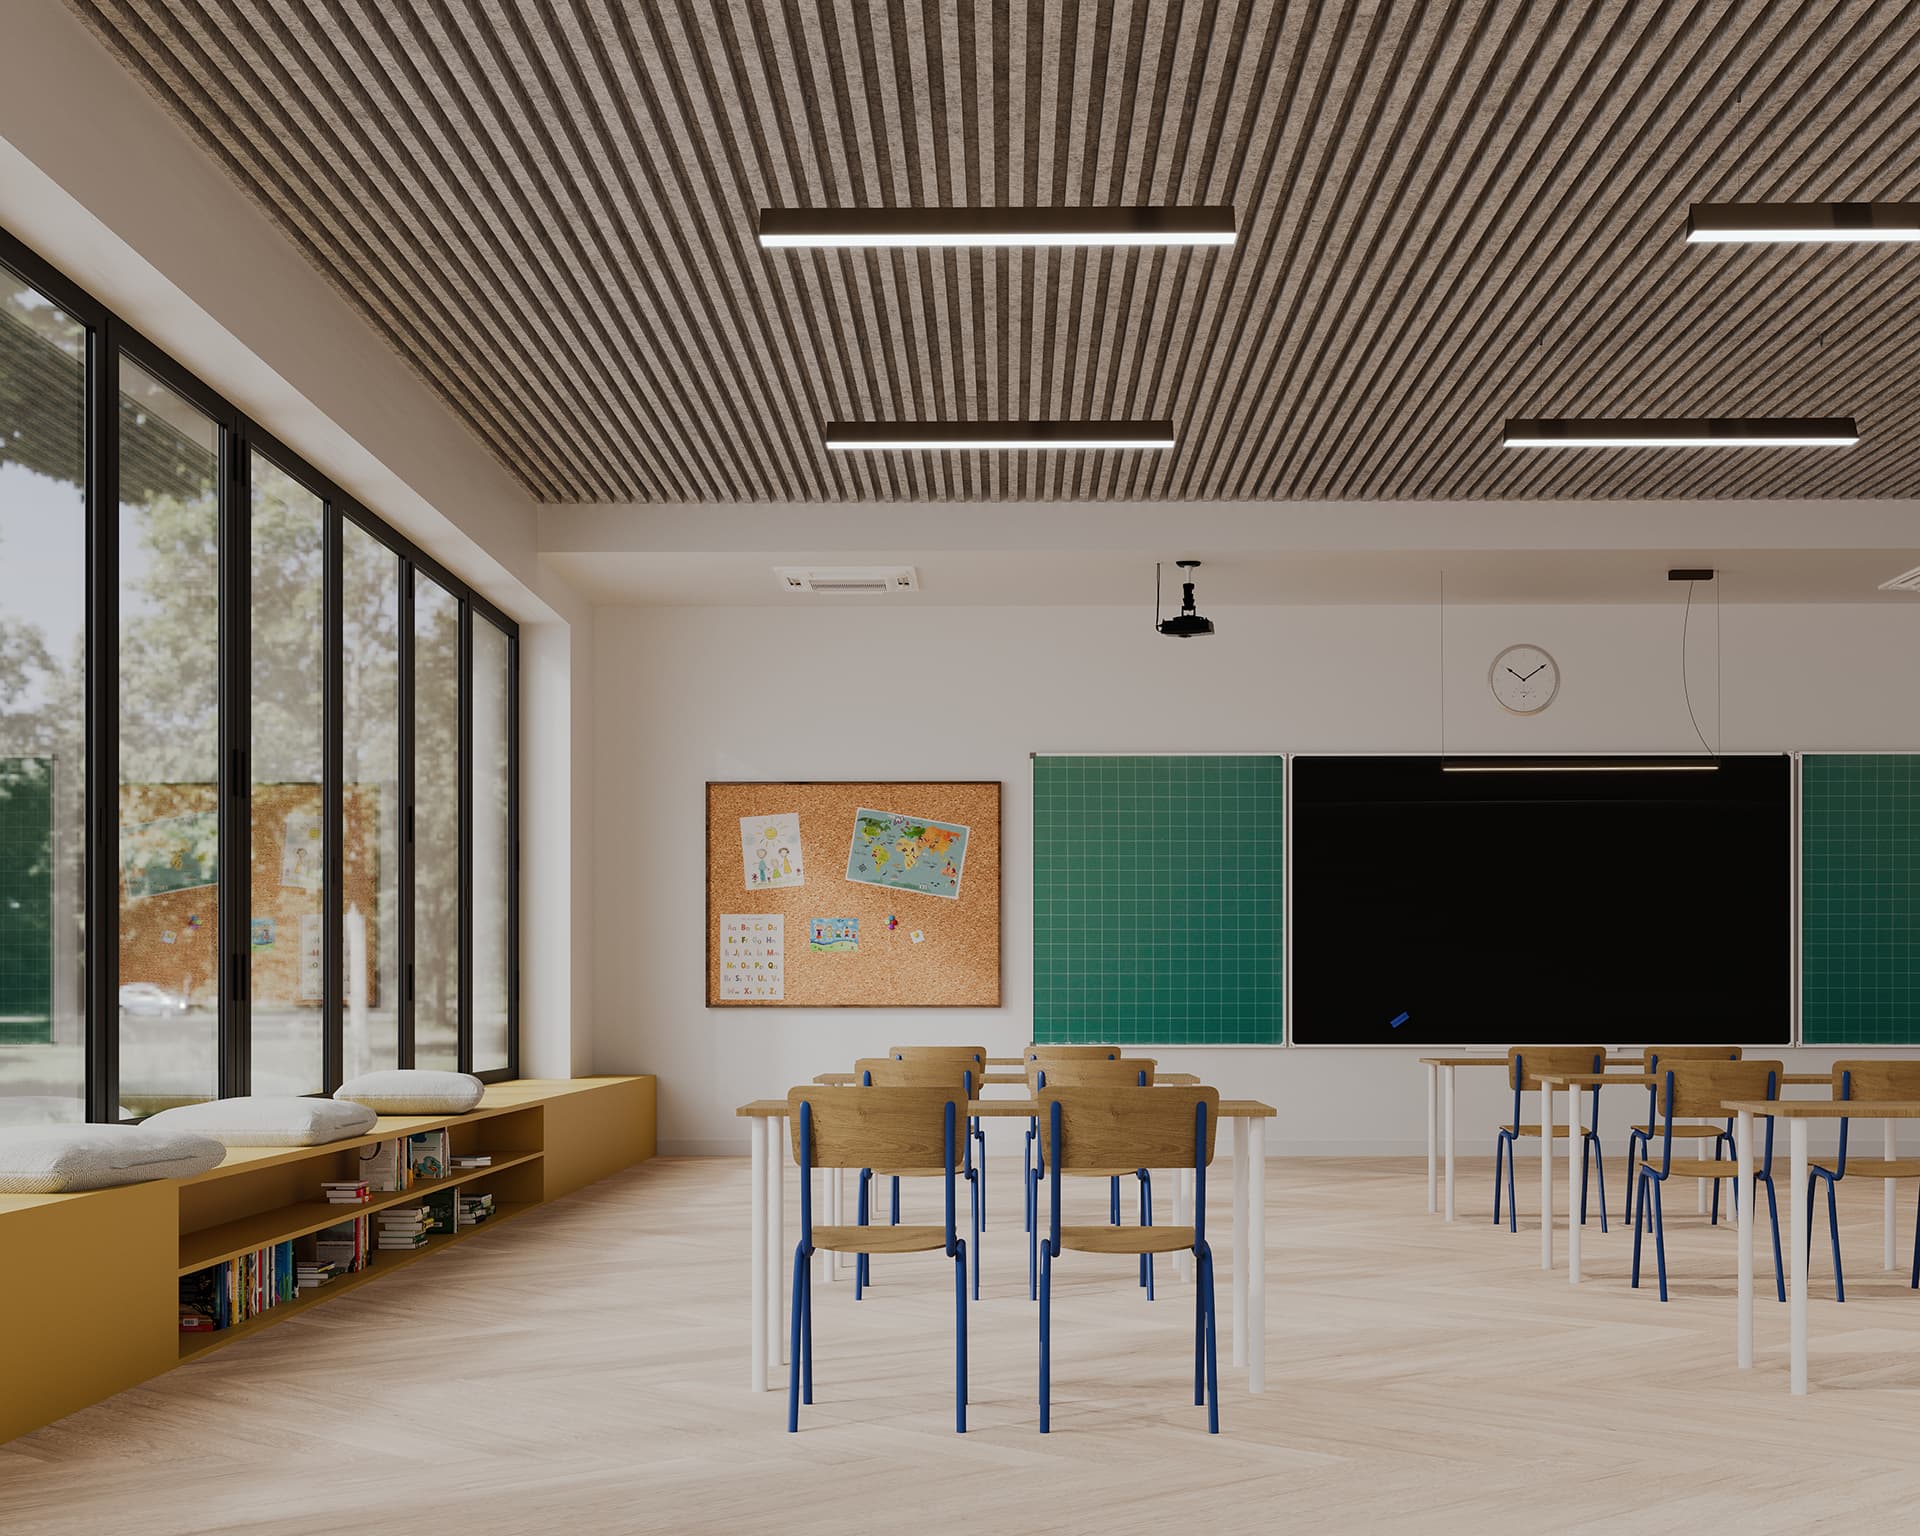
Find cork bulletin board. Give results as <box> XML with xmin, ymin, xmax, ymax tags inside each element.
<box><xmin>706</xmin><ymin>781</ymin><xmax>1001</xmax><ymax>1007</ymax></box>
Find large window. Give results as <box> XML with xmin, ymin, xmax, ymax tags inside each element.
<box><xmin>0</xmin><ymin>229</ymin><xmax>518</xmax><ymax>1118</ymax></box>
<box><xmin>0</xmin><ymin>265</ymin><xmax>86</xmax><ymax>1122</ymax></box>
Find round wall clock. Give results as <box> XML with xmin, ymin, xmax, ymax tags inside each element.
<box><xmin>1488</xmin><ymin>643</ymin><xmax>1559</xmax><ymax>715</ymax></box>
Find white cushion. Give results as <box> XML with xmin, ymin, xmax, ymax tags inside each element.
<box><xmin>0</xmin><ymin>1124</ymin><xmax>226</xmax><ymax>1193</ymax></box>
<box><xmin>144</xmin><ymin>1095</ymin><xmax>379</xmax><ymax>1147</ymax></box>
<box><xmin>334</xmin><ymin>1070</ymin><xmax>485</xmax><ymax>1115</ymax></box>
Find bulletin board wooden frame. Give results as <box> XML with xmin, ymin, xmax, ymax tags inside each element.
<box><xmin>706</xmin><ymin>781</ymin><xmax>1001</xmax><ymax>1008</ymax></box>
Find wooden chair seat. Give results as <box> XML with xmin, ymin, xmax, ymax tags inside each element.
<box><xmin>867</xmin><ymin>1166</ymin><xmax>946</xmax><ymax>1178</ymax></box>
<box><xmin>1810</xmin><ymin>1158</ymin><xmax>1920</xmax><ymax>1180</ymax></box>
<box><xmin>1662</xmin><ymin>1157</ymin><xmax>1749</xmax><ymax>1179</ymax></box>
<box><xmin>1631</xmin><ymin>1123</ymin><xmax>1728</xmax><ymax>1139</ymax></box>
<box><xmin>808</xmin><ymin>1224</ymin><xmax>950</xmax><ymax>1255</ymax></box>
<box><xmin>1498</xmin><ymin>1123</ymin><xmax>1584</xmax><ymax>1138</ymax></box>
<box><xmin>1058</xmin><ymin>1223</ymin><xmax>1198</xmax><ymax>1255</ymax></box>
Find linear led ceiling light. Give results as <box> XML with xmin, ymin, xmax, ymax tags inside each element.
<box><xmin>759</xmin><ymin>206</ymin><xmax>1236</xmax><ymax>249</ymax></box>
<box><xmin>1503</xmin><ymin>417</ymin><xmax>1858</xmax><ymax>448</ymax></box>
<box><xmin>1687</xmin><ymin>201</ymin><xmax>1920</xmax><ymax>244</ymax></box>
<box><xmin>825</xmin><ymin>420</ymin><xmax>1176</xmax><ymax>451</ymax></box>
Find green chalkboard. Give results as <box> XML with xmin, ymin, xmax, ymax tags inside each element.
<box><xmin>1032</xmin><ymin>755</ymin><xmax>1283</xmax><ymax>1046</ymax></box>
<box><xmin>0</xmin><ymin>757</ymin><xmax>53</xmax><ymax>1046</ymax></box>
<box><xmin>1802</xmin><ymin>753</ymin><xmax>1920</xmax><ymax>1045</ymax></box>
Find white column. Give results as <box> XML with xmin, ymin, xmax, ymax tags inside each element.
<box><xmin>1540</xmin><ymin>1085</ymin><xmax>1553</xmax><ymax>1271</ymax></box>
<box><xmin>1443</xmin><ymin>1066</ymin><xmax>1457</xmax><ymax>1223</ymax></box>
<box><xmin>750</xmin><ymin>1116</ymin><xmax>768</xmax><ymax>1393</ymax></box>
<box><xmin>1231</xmin><ymin>1119</ymin><xmax>1249</xmax><ymax>1370</ymax></box>
<box><xmin>1567</xmin><ymin>1082</ymin><xmax>1583</xmax><ymax>1284</ymax></box>
<box><xmin>1886</xmin><ymin>1121</ymin><xmax>1898</xmax><ymax>1271</ymax></box>
<box><xmin>769</xmin><ymin>1115</ymin><xmax>785</xmax><ymax>1369</ymax></box>
<box><xmin>1248</xmin><ymin>1118</ymin><xmax>1266</xmax><ymax>1393</ymax></box>
<box><xmin>1790</xmin><ymin>1117</ymin><xmax>1810</xmax><ymax>1396</ymax></box>
<box><xmin>1426</xmin><ymin>1063</ymin><xmax>1438</xmax><ymax>1214</ymax></box>
<box><xmin>1736</xmin><ymin>1109</ymin><xmax>1755</xmax><ymax>1370</ymax></box>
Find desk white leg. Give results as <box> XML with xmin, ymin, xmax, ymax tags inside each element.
<box><xmin>1567</xmin><ymin>1084</ymin><xmax>1583</xmax><ymax>1285</ymax></box>
<box><xmin>1790</xmin><ymin>1117</ymin><xmax>1809</xmax><ymax>1396</ymax></box>
<box><xmin>1426</xmin><ymin>1063</ymin><xmax>1438</xmax><ymax>1214</ymax></box>
<box><xmin>770</xmin><ymin>1117</ymin><xmax>785</xmax><ymax>1368</ymax></box>
<box><xmin>1232</xmin><ymin>1120</ymin><xmax>1249</xmax><ymax>1370</ymax></box>
<box><xmin>1248</xmin><ymin>1118</ymin><xmax>1266</xmax><ymax>1393</ymax></box>
<box><xmin>1443</xmin><ymin>1066</ymin><xmax>1457</xmax><ymax>1223</ymax></box>
<box><xmin>1886</xmin><ymin>1122</ymin><xmax>1898</xmax><ymax>1271</ymax></box>
<box><xmin>1737</xmin><ymin>1110</ymin><xmax>1755</xmax><ymax>1370</ymax></box>
<box><xmin>1174</xmin><ymin>1166</ymin><xmax>1191</xmax><ymax>1283</ymax></box>
<box><xmin>1540</xmin><ymin>1088</ymin><xmax>1553</xmax><ymax>1271</ymax></box>
<box><xmin>751</xmin><ymin>1117</ymin><xmax>768</xmax><ymax>1393</ymax></box>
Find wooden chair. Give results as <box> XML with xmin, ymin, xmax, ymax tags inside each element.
<box><xmin>1036</xmin><ymin>1085</ymin><xmax>1221</xmax><ymax>1434</ymax></box>
<box><xmin>1633</xmin><ymin>1060</ymin><xmax>1786</xmax><ymax>1303</ymax></box>
<box><xmin>855</xmin><ymin>1058</ymin><xmax>983</xmax><ymax>1298</ymax></box>
<box><xmin>1494</xmin><ymin>1047</ymin><xmax>1607</xmax><ymax>1233</ymax></box>
<box><xmin>786</xmin><ymin>1085</ymin><xmax>969</xmax><ymax>1433</ymax></box>
<box><xmin>1024</xmin><ymin>1058</ymin><xmax>1159</xmax><ymax>1300</ymax></box>
<box><xmin>1624</xmin><ymin>1046</ymin><xmax>1742</xmax><ymax>1224</ymax></box>
<box><xmin>1020</xmin><ymin>1045</ymin><xmax>1121</xmax><ymax>1245</ymax></box>
<box><xmin>888</xmin><ymin>1046</ymin><xmax>988</xmax><ymax>1223</ymax></box>
<box><xmin>1806</xmin><ymin>1060</ymin><xmax>1920</xmax><ymax>1301</ymax></box>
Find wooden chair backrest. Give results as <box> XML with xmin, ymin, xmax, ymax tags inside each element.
<box><xmin>1833</xmin><ymin>1059</ymin><xmax>1920</xmax><ymax>1102</ymax></box>
<box><xmin>1643</xmin><ymin>1045</ymin><xmax>1742</xmax><ymax>1069</ymax></box>
<box><xmin>1659</xmin><ymin>1059</ymin><xmax>1782</xmax><ymax>1120</ymax></box>
<box><xmin>1506</xmin><ymin>1046</ymin><xmax>1605</xmax><ymax>1091</ymax></box>
<box><xmin>786</xmin><ymin>1086</ymin><xmax>964</xmax><ymax>1171</ymax></box>
<box><xmin>854</xmin><ymin>1057</ymin><xmax>979</xmax><ymax>1096</ymax></box>
<box><xmin>888</xmin><ymin>1045</ymin><xmax>987</xmax><ymax>1073</ymax></box>
<box><xmin>1025</xmin><ymin>1047</ymin><xmax>1123</xmax><ymax>1091</ymax></box>
<box><xmin>1031</xmin><ymin>1057</ymin><xmax>1156</xmax><ymax>1089</ymax></box>
<box><xmin>1037</xmin><ymin>1086</ymin><xmax>1220</xmax><ymax>1171</ymax></box>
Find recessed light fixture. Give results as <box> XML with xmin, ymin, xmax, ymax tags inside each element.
<box><xmin>825</xmin><ymin>421</ymin><xmax>1176</xmax><ymax>451</ymax></box>
<box><xmin>1441</xmin><ymin>756</ymin><xmax>1719</xmax><ymax>773</ymax></box>
<box><xmin>759</xmin><ymin>206</ymin><xmax>1235</xmax><ymax>249</ymax></box>
<box><xmin>1503</xmin><ymin>417</ymin><xmax>1858</xmax><ymax>448</ymax></box>
<box><xmin>1687</xmin><ymin>202</ymin><xmax>1920</xmax><ymax>244</ymax></box>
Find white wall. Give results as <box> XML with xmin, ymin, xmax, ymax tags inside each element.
<box><xmin>592</xmin><ymin>598</ymin><xmax>1920</xmax><ymax>1155</ymax></box>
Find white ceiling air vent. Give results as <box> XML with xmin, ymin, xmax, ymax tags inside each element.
<box><xmin>1879</xmin><ymin>564</ymin><xmax>1920</xmax><ymax>593</ymax></box>
<box><xmin>775</xmin><ymin>565</ymin><xmax>919</xmax><ymax>595</ymax></box>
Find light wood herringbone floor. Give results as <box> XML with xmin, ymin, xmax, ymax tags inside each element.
<box><xmin>5</xmin><ymin>1155</ymin><xmax>1920</xmax><ymax>1536</ymax></box>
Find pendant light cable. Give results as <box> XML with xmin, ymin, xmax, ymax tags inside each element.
<box><xmin>1682</xmin><ymin>579</ymin><xmax>1716</xmax><ymax>759</ymax></box>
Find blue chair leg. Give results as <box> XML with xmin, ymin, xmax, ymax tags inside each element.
<box><xmin>1506</xmin><ymin>1138</ymin><xmax>1518</xmax><ymax>1233</ymax></box>
<box><xmin>787</xmin><ymin>1244</ymin><xmax>807</xmax><ymax>1431</ymax></box>
<box><xmin>1912</xmin><ymin>1183</ymin><xmax>1920</xmax><ymax>1290</ymax></box>
<box><xmin>970</xmin><ymin>1171</ymin><xmax>981</xmax><ymax>1302</ymax></box>
<box><xmin>1631</xmin><ymin>1172</ymin><xmax>1647</xmax><ymax>1289</ymax></box>
<box><xmin>1493</xmin><ymin>1137</ymin><xmax>1505</xmax><ymax>1225</ymax></box>
<box><xmin>1624</xmin><ymin>1135</ymin><xmax>1639</xmax><ymax>1226</ymax></box>
<box><xmin>1023</xmin><ymin>1125</ymin><xmax>1034</xmax><ymax>1234</ymax></box>
<box><xmin>954</xmin><ymin>1241</ymin><xmax>968</xmax><ymax>1433</ymax></box>
<box><xmin>1651</xmin><ymin>1178</ymin><xmax>1669</xmax><ymax>1302</ymax></box>
<box><xmin>1193</xmin><ymin>1246</ymin><xmax>1206</xmax><ymax>1405</ymax></box>
<box><xmin>1200</xmin><ymin>1243</ymin><xmax>1220</xmax><ymax>1435</ymax></box>
<box><xmin>1110</xmin><ymin>1175</ymin><xmax>1121</xmax><ymax>1226</ymax></box>
<box><xmin>1589</xmin><ymin>1133</ymin><xmax>1609</xmax><ymax>1234</ymax></box>
<box><xmin>856</xmin><ymin>1170</ymin><xmax>870</xmax><ymax>1298</ymax></box>
<box><xmin>974</xmin><ymin>1120</ymin><xmax>987</xmax><ymax>1229</ymax></box>
<box><xmin>1579</xmin><ymin>1136</ymin><xmax>1589</xmax><ymax>1225</ymax></box>
<box><xmin>1139</xmin><ymin>1171</ymin><xmax>1154</xmax><ymax>1300</ymax></box>
<box><xmin>1038</xmin><ymin>1243</ymin><xmax>1053</xmax><ymax>1432</ymax></box>
<box><xmin>801</xmin><ymin>1256</ymin><xmax>813</xmax><ymax>1405</ymax></box>
<box><xmin>1028</xmin><ymin>1169</ymin><xmax>1039</xmax><ymax>1301</ymax></box>
<box><xmin>1826</xmin><ymin>1179</ymin><xmax>1845</xmax><ymax>1303</ymax></box>
<box><xmin>891</xmin><ymin>1176</ymin><xmax>900</xmax><ymax>1225</ymax></box>
<box><xmin>1765</xmin><ymin>1175</ymin><xmax>1786</xmax><ymax>1303</ymax></box>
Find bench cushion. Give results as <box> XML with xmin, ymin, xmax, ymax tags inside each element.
<box><xmin>144</xmin><ymin>1095</ymin><xmax>378</xmax><ymax>1147</ymax></box>
<box><xmin>334</xmin><ymin>1069</ymin><xmax>485</xmax><ymax>1115</ymax></box>
<box><xmin>0</xmin><ymin>1124</ymin><xmax>226</xmax><ymax>1193</ymax></box>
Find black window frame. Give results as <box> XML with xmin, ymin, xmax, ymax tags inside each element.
<box><xmin>0</xmin><ymin>224</ymin><xmax>521</xmax><ymax>1113</ymax></box>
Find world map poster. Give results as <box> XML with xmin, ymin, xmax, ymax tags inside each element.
<box><xmin>844</xmin><ymin>809</ymin><xmax>969</xmax><ymax>900</ymax></box>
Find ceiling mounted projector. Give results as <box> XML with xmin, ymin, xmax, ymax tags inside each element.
<box><xmin>1156</xmin><ymin>560</ymin><xmax>1216</xmax><ymax>639</ymax></box>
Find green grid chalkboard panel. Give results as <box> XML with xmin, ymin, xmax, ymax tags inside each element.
<box><xmin>1033</xmin><ymin>755</ymin><xmax>1283</xmax><ymax>1046</ymax></box>
<box><xmin>0</xmin><ymin>757</ymin><xmax>54</xmax><ymax>1046</ymax></box>
<box><xmin>1803</xmin><ymin>753</ymin><xmax>1920</xmax><ymax>1045</ymax></box>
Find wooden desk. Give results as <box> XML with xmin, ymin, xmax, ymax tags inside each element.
<box><xmin>734</xmin><ymin>1093</ymin><xmax>1277</xmax><ymax>1395</ymax></box>
<box><xmin>1418</xmin><ymin>1055</ymin><xmax>1642</xmax><ymax>1226</ymax></box>
<box><xmin>1724</xmin><ymin>1098</ymin><xmax>1920</xmax><ymax>1395</ymax></box>
<box><xmin>812</xmin><ymin>1068</ymin><xmax>1202</xmax><ymax>1088</ymax></box>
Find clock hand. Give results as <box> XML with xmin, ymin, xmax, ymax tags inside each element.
<box><xmin>1519</xmin><ymin>664</ymin><xmax>1545</xmax><ymax>680</ymax></box>
<box><xmin>1506</xmin><ymin>667</ymin><xmax>1525</xmax><ymax>680</ymax></box>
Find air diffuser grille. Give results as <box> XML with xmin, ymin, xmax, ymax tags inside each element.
<box><xmin>775</xmin><ymin>566</ymin><xmax>919</xmax><ymax>595</ymax></box>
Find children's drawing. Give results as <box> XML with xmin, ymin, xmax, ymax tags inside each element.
<box><xmin>844</xmin><ymin>809</ymin><xmax>970</xmax><ymax>900</ymax></box>
<box><xmin>808</xmin><ymin>917</ymin><xmax>859</xmax><ymax>954</ymax></box>
<box><xmin>719</xmin><ymin>914</ymin><xmax>785</xmax><ymax>1000</ymax></box>
<box><xmin>281</xmin><ymin>810</ymin><xmax>323</xmax><ymax>891</ymax></box>
<box><xmin>739</xmin><ymin>813</ymin><xmax>804</xmax><ymax>890</ymax></box>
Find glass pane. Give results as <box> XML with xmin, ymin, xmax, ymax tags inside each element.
<box><xmin>249</xmin><ymin>454</ymin><xmax>325</xmax><ymax>1094</ymax></box>
<box><xmin>0</xmin><ymin>268</ymin><xmax>87</xmax><ymax>1122</ymax></box>
<box><xmin>471</xmin><ymin>617</ymin><xmax>510</xmax><ymax>1073</ymax></box>
<box><xmin>118</xmin><ymin>358</ymin><xmax>221</xmax><ymax>1112</ymax></box>
<box><xmin>412</xmin><ymin>573</ymin><xmax>459</xmax><ymax>1070</ymax></box>
<box><xmin>342</xmin><ymin>521</ymin><xmax>400</xmax><ymax>1076</ymax></box>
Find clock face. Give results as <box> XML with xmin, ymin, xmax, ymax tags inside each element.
<box><xmin>1489</xmin><ymin>644</ymin><xmax>1559</xmax><ymax>715</ymax></box>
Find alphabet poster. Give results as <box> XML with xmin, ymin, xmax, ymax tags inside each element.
<box><xmin>719</xmin><ymin>914</ymin><xmax>785</xmax><ymax>999</ymax></box>
<box><xmin>739</xmin><ymin>813</ymin><xmax>804</xmax><ymax>890</ymax></box>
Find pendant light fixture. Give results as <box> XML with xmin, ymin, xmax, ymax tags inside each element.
<box><xmin>1155</xmin><ymin>560</ymin><xmax>1215</xmax><ymax>639</ymax></box>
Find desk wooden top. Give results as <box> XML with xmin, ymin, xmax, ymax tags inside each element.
<box><xmin>1538</xmin><ymin>1071</ymin><xmax>1835</xmax><ymax>1088</ymax></box>
<box><xmin>1419</xmin><ymin>1055</ymin><xmax>1644</xmax><ymax>1068</ymax></box>
<box><xmin>1724</xmin><ymin>1099</ymin><xmax>1920</xmax><ymax>1119</ymax></box>
<box><xmin>737</xmin><ymin>1096</ymin><xmax>1275</xmax><ymax>1119</ymax></box>
<box><xmin>811</xmin><ymin>1069</ymin><xmax>1201</xmax><ymax>1087</ymax></box>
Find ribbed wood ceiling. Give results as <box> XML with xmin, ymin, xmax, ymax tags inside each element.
<box><xmin>65</xmin><ymin>1</ymin><xmax>1920</xmax><ymax>505</ymax></box>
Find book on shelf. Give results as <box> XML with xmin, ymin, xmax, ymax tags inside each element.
<box><xmin>407</xmin><ymin>1129</ymin><xmax>451</xmax><ymax>1182</ymax></box>
<box><xmin>179</xmin><ymin>1240</ymin><xmax>298</xmax><ymax>1331</ymax></box>
<box><xmin>313</xmin><ymin>1214</ymin><xmax>372</xmax><ymax>1274</ymax></box>
<box><xmin>457</xmin><ymin>1192</ymin><xmax>496</xmax><ymax>1228</ymax></box>
<box><xmin>422</xmin><ymin>1190</ymin><xmax>456</xmax><ymax>1235</ymax></box>
<box><xmin>321</xmin><ymin>1180</ymin><xmax>370</xmax><ymax>1204</ymax></box>
<box><xmin>451</xmin><ymin>1154</ymin><xmax>492</xmax><ymax>1169</ymax></box>
<box><xmin>359</xmin><ymin>1139</ymin><xmax>407</xmax><ymax>1192</ymax></box>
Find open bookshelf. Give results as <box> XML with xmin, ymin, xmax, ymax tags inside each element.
<box><xmin>0</xmin><ymin>1076</ymin><xmax>655</xmax><ymax>1443</ymax></box>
